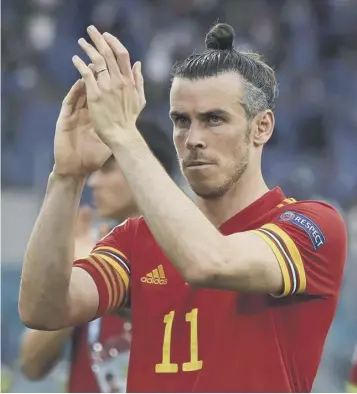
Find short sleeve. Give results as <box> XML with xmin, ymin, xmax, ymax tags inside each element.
<box><xmin>251</xmin><ymin>202</ymin><xmax>347</xmax><ymax>297</ymax></box>
<box><xmin>73</xmin><ymin>218</ymin><xmax>139</xmax><ymax>316</ymax></box>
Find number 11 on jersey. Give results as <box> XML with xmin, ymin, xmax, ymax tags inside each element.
<box><xmin>155</xmin><ymin>308</ymin><xmax>203</xmax><ymax>373</ymax></box>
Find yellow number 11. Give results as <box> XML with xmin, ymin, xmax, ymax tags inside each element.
<box><xmin>155</xmin><ymin>308</ymin><xmax>203</xmax><ymax>373</ymax></box>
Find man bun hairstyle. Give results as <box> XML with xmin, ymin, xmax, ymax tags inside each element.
<box><xmin>205</xmin><ymin>23</ymin><xmax>235</xmax><ymax>51</ymax></box>
<box><xmin>172</xmin><ymin>23</ymin><xmax>278</xmax><ymax>119</ymax></box>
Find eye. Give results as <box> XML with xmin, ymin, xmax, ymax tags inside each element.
<box><xmin>207</xmin><ymin>114</ymin><xmax>223</xmax><ymax>126</ymax></box>
<box><xmin>174</xmin><ymin>116</ymin><xmax>191</xmax><ymax>128</ymax></box>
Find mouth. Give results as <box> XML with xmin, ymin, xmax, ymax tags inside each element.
<box><xmin>185</xmin><ymin>162</ymin><xmax>214</xmax><ymax>168</ymax></box>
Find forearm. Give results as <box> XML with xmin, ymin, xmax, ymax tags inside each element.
<box><xmin>112</xmin><ymin>133</ymin><xmax>224</xmax><ymax>283</ymax></box>
<box><xmin>20</xmin><ymin>328</ymin><xmax>74</xmax><ymax>380</ymax></box>
<box><xmin>19</xmin><ymin>172</ymin><xmax>85</xmax><ymax>327</ymax></box>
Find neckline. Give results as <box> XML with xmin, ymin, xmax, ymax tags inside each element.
<box><xmin>219</xmin><ymin>187</ymin><xmax>286</xmax><ymax>232</ymax></box>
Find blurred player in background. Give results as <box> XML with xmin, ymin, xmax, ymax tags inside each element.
<box><xmin>20</xmin><ymin>117</ymin><xmax>175</xmax><ymax>392</ymax></box>
<box><xmin>19</xmin><ymin>23</ymin><xmax>347</xmax><ymax>392</ymax></box>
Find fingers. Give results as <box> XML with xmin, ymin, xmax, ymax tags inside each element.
<box><xmin>78</xmin><ymin>37</ymin><xmax>111</xmax><ymax>89</ymax></box>
<box><xmin>62</xmin><ymin>79</ymin><xmax>84</xmax><ymax>106</ymax></box>
<box><xmin>72</xmin><ymin>55</ymin><xmax>101</xmax><ymax>101</ymax></box>
<box><xmin>78</xmin><ymin>36</ymin><xmax>106</xmax><ymax>72</ymax></box>
<box><xmin>74</xmin><ymin>26</ymin><xmax>139</xmax><ymax>107</ymax></box>
<box><xmin>73</xmin><ymin>65</ymin><xmax>95</xmax><ymax>111</ymax></box>
<box><xmin>132</xmin><ymin>61</ymin><xmax>146</xmax><ymax>108</ymax></box>
<box><xmin>74</xmin><ymin>77</ymin><xmax>89</xmax><ymax>111</ymax></box>
<box><xmin>60</xmin><ymin>79</ymin><xmax>85</xmax><ymax>116</ymax></box>
<box><xmin>77</xmin><ymin>26</ymin><xmax>135</xmax><ymax>87</ymax></box>
<box><xmin>74</xmin><ymin>90</ymin><xmax>87</xmax><ymax>111</ymax></box>
<box><xmin>86</xmin><ymin>26</ymin><xmax>121</xmax><ymax>80</ymax></box>
<box><xmin>88</xmin><ymin>63</ymin><xmax>97</xmax><ymax>78</ymax></box>
<box><xmin>103</xmin><ymin>32</ymin><xmax>134</xmax><ymax>83</ymax></box>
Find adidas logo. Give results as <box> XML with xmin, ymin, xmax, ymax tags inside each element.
<box><xmin>141</xmin><ymin>264</ymin><xmax>167</xmax><ymax>285</ymax></box>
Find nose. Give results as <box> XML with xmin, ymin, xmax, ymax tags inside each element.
<box><xmin>185</xmin><ymin>125</ymin><xmax>207</xmax><ymax>150</ymax></box>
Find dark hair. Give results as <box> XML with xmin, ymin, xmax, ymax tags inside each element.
<box><xmin>172</xmin><ymin>23</ymin><xmax>278</xmax><ymax>119</ymax></box>
<box><xmin>137</xmin><ymin>118</ymin><xmax>176</xmax><ymax>176</ymax></box>
<box><xmin>104</xmin><ymin>118</ymin><xmax>176</xmax><ymax>176</ymax></box>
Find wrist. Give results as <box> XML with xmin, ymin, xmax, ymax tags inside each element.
<box><xmin>47</xmin><ymin>172</ymin><xmax>86</xmax><ymax>202</ymax></box>
<box><xmin>105</xmin><ymin>126</ymin><xmax>144</xmax><ymax>150</ymax></box>
<box><xmin>49</xmin><ymin>171</ymin><xmax>87</xmax><ymax>187</ymax></box>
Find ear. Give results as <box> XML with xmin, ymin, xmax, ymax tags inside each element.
<box><xmin>252</xmin><ymin>110</ymin><xmax>275</xmax><ymax>147</ymax></box>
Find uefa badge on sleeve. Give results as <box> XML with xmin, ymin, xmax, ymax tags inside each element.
<box><xmin>278</xmin><ymin>211</ymin><xmax>326</xmax><ymax>250</ymax></box>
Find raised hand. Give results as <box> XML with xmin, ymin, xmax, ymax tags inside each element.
<box><xmin>53</xmin><ymin>77</ymin><xmax>112</xmax><ymax>177</ymax></box>
<box><xmin>72</xmin><ymin>25</ymin><xmax>146</xmax><ymax>148</ymax></box>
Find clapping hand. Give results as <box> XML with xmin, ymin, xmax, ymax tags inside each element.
<box><xmin>53</xmin><ymin>75</ymin><xmax>112</xmax><ymax>177</ymax></box>
<box><xmin>72</xmin><ymin>26</ymin><xmax>146</xmax><ymax>149</ymax></box>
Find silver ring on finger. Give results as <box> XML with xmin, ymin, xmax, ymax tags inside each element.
<box><xmin>97</xmin><ymin>68</ymin><xmax>108</xmax><ymax>75</ymax></box>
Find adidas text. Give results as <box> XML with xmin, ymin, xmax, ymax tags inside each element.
<box><xmin>141</xmin><ymin>277</ymin><xmax>167</xmax><ymax>285</ymax></box>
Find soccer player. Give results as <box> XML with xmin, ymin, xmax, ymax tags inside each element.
<box><xmin>20</xmin><ymin>119</ymin><xmax>175</xmax><ymax>392</ymax></box>
<box><xmin>19</xmin><ymin>23</ymin><xmax>347</xmax><ymax>392</ymax></box>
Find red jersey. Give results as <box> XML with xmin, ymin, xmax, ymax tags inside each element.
<box><xmin>68</xmin><ymin>316</ymin><xmax>125</xmax><ymax>393</ymax></box>
<box><xmin>74</xmin><ymin>187</ymin><xmax>347</xmax><ymax>392</ymax></box>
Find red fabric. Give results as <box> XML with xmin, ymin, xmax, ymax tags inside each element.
<box><xmin>68</xmin><ymin>315</ymin><xmax>125</xmax><ymax>393</ymax></box>
<box><xmin>74</xmin><ymin>257</ymin><xmax>111</xmax><ymax>317</ymax></box>
<box><xmin>266</xmin><ymin>201</ymin><xmax>346</xmax><ymax>297</ymax></box>
<box><xmin>73</xmin><ymin>219</ymin><xmax>135</xmax><ymax>315</ymax></box>
<box><xmin>83</xmin><ymin>187</ymin><xmax>347</xmax><ymax>392</ymax></box>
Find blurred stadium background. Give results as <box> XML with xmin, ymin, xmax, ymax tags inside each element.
<box><xmin>1</xmin><ymin>0</ymin><xmax>357</xmax><ymax>392</ymax></box>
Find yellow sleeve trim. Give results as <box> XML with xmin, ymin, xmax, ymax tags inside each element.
<box><xmin>276</xmin><ymin>198</ymin><xmax>296</xmax><ymax>208</ymax></box>
<box><xmin>94</xmin><ymin>246</ymin><xmax>128</xmax><ymax>262</ymax></box>
<box><xmin>251</xmin><ymin>230</ymin><xmax>291</xmax><ymax>297</ymax></box>
<box><xmin>262</xmin><ymin>223</ymin><xmax>306</xmax><ymax>293</ymax></box>
<box><xmin>95</xmin><ymin>252</ymin><xmax>130</xmax><ymax>290</ymax></box>
<box><xmin>87</xmin><ymin>256</ymin><xmax>113</xmax><ymax>314</ymax></box>
<box><xmin>95</xmin><ymin>255</ymin><xmax>120</xmax><ymax>310</ymax></box>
